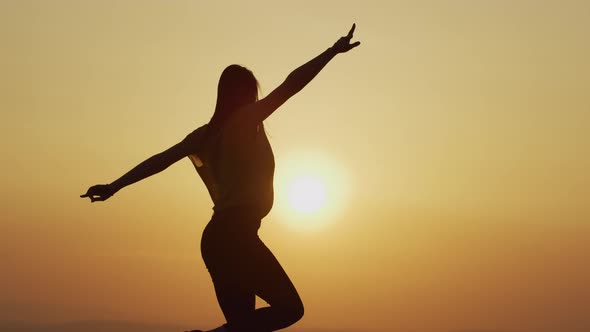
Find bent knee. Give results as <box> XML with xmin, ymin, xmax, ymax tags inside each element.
<box><xmin>294</xmin><ymin>301</ymin><xmax>305</xmax><ymax>321</ymax></box>
<box><xmin>285</xmin><ymin>298</ymin><xmax>304</xmax><ymax>323</ymax></box>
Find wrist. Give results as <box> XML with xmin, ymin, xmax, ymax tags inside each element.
<box><xmin>109</xmin><ymin>181</ymin><xmax>121</xmax><ymax>194</ymax></box>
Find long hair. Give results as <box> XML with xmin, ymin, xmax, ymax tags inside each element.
<box><xmin>209</xmin><ymin>64</ymin><xmax>260</xmax><ymax>129</ymax></box>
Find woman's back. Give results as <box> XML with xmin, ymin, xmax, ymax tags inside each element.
<box><xmin>184</xmin><ymin>121</ymin><xmax>275</xmax><ymax>218</ymax></box>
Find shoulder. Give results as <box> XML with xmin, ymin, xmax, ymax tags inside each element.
<box><xmin>182</xmin><ymin>124</ymin><xmax>212</xmax><ymax>153</ymax></box>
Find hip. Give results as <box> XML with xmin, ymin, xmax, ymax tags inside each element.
<box><xmin>200</xmin><ymin>206</ymin><xmax>267</xmax><ymax>274</ymax></box>
<box><xmin>201</xmin><ymin>206</ymin><xmax>263</xmax><ymax>247</ymax></box>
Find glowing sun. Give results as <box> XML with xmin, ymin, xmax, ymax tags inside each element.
<box><xmin>274</xmin><ymin>151</ymin><xmax>349</xmax><ymax>230</ymax></box>
<box><xmin>287</xmin><ymin>175</ymin><xmax>327</xmax><ymax>214</ymax></box>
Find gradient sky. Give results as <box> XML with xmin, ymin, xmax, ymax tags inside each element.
<box><xmin>2</xmin><ymin>1</ymin><xmax>589</xmax><ymax>331</ymax></box>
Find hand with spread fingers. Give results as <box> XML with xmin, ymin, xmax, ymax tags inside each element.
<box><xmin>331</xmin><ymin>23</ymin><xmax>361</xmax><ymax>54</ymax></box>
<box><xmin>80</xmin><ymin>184</ymin><xmax>116</xmax><ymax>202</ymax></box>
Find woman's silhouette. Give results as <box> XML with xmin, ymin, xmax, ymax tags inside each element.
<box><xmin>81</xmin><ymin>24</ymin><xmax>360</xmax><ymax>332</ymax></box>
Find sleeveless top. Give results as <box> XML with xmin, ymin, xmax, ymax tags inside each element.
<box><xmin>182</xmin><ymin>122</ymin><xmax>275</xmax><ymax>219</ymax></box>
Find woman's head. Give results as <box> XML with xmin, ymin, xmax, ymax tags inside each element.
<box><xmin>210</xmin><ymin>64</ymin><xmax>260</xmax><ymax>127</ymax></box>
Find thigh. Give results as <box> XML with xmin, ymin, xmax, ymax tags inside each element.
<box><xmin>212</xmin><ymin>279</ymin><xmax>256</xmax><ymax>329</ymax></box>
<box><xmin>252</xmin><ymin>239</ymin><xmax>302</xmax><ymax>308</ymax></box>
<box><xmin>201</xmin><ymin>221</ymin><xmax>261</xmax><ymax>325</ymax></box>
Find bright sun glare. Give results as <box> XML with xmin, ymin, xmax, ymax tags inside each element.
<box><xmin>274</xmin><ymin>152</ymin><xmax>349</xmax><ymax>230</ymax></box>
<box><xmin>287</xmin><ymin>176</ymin><xmax>327</xmax><ymax>214</ymax></box>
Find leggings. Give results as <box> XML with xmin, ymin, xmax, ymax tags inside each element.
<box><xmin>201</xmin><ymin>208</ymin><xmax>304</xmax><ymax>332</ymax></box>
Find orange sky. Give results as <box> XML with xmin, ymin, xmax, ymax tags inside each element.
<box><xmin>2</xmin><ymin>1</ymin><xmax>589</xmax><ymax>331</ymax></box>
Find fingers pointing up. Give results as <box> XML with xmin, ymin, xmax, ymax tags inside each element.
<box><xmin>347</xmin><ymin>23</ymin><xmax>356</xmax><ymax>39</ymax></box>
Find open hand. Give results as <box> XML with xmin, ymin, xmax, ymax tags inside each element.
<box><xmin>332</xmin><ymin>23</ymin><xmax>361</xmax><ymax>54</ymax></box>
<box><xmin>80</xmin><ymin>184</ymin><xmax>116</xmax><ymax>202</ymax></box>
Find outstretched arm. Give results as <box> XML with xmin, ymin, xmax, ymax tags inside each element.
<box><xmin>80</xmin><ymin>142</ymin><xmax>187</xmax><ymax>202</ymax></box>
<box><xmin>241</xmin><ymin>24</ymin><xmax>361</xmax><ymax>124</ymax></box>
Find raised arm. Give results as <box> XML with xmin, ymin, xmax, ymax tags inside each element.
<box><xmin>80</xmin><ymin>142</ymin><xmax>187</xmax><ymax>202</ymax></box>
<box><xmin>80</xmin><ymin>126</ymin><xmax>208</xmax><ymax>202</ymax></box>
<box><xmin>243</xmin><ymin>24</ymin><xmax>361</xmax><ymax>123</ymax></box>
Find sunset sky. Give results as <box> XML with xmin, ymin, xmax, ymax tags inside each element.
<box><xmin>2</xmin><ymin>1</ymin><xmax>589</xmax><ymax>331</ymax></box>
